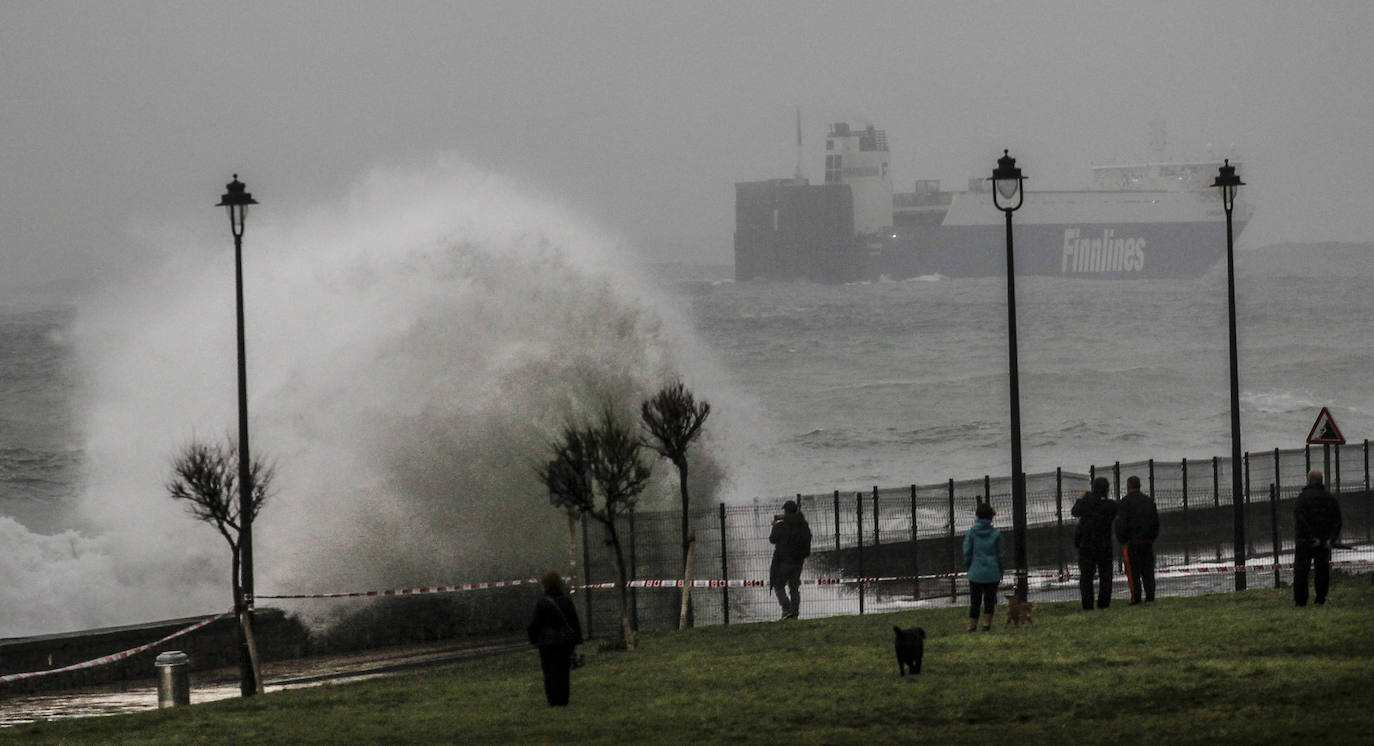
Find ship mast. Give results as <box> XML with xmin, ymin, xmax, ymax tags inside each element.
<box><xmin>792</xmin><ymin>106</ymin><xmax>805</xmax><ymax>184</ymax></box>
<box><xmin>1148</xmin><ymin>119</ymin><xmax>1167</xmax><ymax>160</ymax></box>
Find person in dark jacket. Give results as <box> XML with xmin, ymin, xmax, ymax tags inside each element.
<box><xmin>962</xmin><ymin>501</ymin><xmax>1006</xmax><ymax>632</ymax></box>
<box><xmin>1293</xmin><ymin>469</ymin><xmax>1343</xmax><ymax>607</ymax></box>
<box><xmin>1114</xmin><ymin>475</ymin><xmax>1161</xmax><ymax>604</ymax></box>
<box><xmin>1072</xmin><ymin>476</ymin><xmax>1118</xmax><ymax>610</ymax></box>
<box><xmin>768</xmin><ymin>500</ymin><xmax>812</xmax><ymax>620</ymax></box>
<box><xmin>527</xmin><ymin>571</ymin><xmax>583</xmax><ymax>706</ymax></box>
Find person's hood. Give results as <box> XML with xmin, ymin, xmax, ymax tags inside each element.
<box><xmin>969</xmin><ymin>519</ymin><xmax>998</xmax><ymax>537</ymax></box>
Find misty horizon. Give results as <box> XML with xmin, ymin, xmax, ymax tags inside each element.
<box><xmin>4</xmin><ymin>2</ymin><xmax>1374</xmax><ymax>290</ymax></box>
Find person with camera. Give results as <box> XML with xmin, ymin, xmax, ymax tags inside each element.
<box><xmin>1072</xmin><ymin>476</ymin><xmax>1118</xmax><ymax>610</ymax></box>
<box><xmin>768</xmin><ymin>500</ymin><xmax>812</xmax><ymax>620</ymax></box>
<box><xmin>527</xmin><ymin>571</ymin><xmax>583</xmax><ymax>706</ymax></box>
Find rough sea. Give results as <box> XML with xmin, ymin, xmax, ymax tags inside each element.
<box><xmin>673</xmin><ymin>240</ymin><xmax>1374</xmax><ymax>495</ymax></box>
<box><xmin>1</xmin><ymin>164</ymin><xmax>1370</xmax><ymax>637</ymax></box>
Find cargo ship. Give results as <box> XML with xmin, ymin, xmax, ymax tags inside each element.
<box><xmin>734</xmin><ymin>121</ymin><xmax>1251</xmax><ymax>282</ymax></box>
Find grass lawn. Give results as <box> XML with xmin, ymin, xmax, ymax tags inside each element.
<box><xmin>3</xmin><ymin>575</ymin><xmax>1372</xmax><ymax>744</ymax></box>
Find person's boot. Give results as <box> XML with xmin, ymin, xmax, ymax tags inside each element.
<box><xmin>981</xmin><ymin>613</ymin><xmax>993</xmax><ymax>631</ymax></box>
<box><xmin>967</xmin><ymin>617</ymin><xmax>977</xmax><ymax>633</ymax></box>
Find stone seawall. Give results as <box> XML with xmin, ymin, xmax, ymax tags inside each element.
<box><xmin>0</xmin><ymin>609</ymin><xmax>309</xmax><ymax>695</ymax></box>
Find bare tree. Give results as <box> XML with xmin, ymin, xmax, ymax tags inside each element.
<box><xmin>641</xmin><ymin>381</ymin><xmax>710</xmax><ymax>628</ymax></box>
<box><xmin>540</xmin><ymin>406</ymin><xmax>652</xmax><ymax>650</ymax></box>
<box><xmin>166</xmin><ymin>436</ymin><xmax>275</xmax><ymax>610</ymax></box>
<box><xmin>167</xmin><ymin>435</ymin><xmax>275</xmax><ymax>694</ymax></box>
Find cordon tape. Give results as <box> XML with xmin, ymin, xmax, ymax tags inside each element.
<box><xmin>0</xmin><ymin>611</ymin><xmax>233</xmax><ymax>684</ymax></box>
<box><xmin>6</xmin><ymin>554</ymin><xmax>1368</xmax><ymax>684</ymax></box>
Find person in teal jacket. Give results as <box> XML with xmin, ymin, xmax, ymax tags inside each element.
<box><xmin>963</xmin><ymin>501</ymin><xmax>1006</xmax><ymax>632</ymax></box>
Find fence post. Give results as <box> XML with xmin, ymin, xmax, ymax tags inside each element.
<box><xmin>719</xmin><ymin>502</ymin><xmax>729</xmax><ymax>626</ymax></box>
<box><xmin>1305</xmin><ymin>444</ymin><xmax>1311</xmax><ymax>474</ymax></box>
<box><xmin>1148</xmin><ymin>459</ymin><xmax>1155</xmax><ymax>499</ymax></box>
<box><xmin>910</xmin><ymin>485</ymin><xmax>919</xmax><ymax>601</ymax></box>
<box><xmin>1274</xmin><ymin>448</ymin><xmax>1281</xmax><ymax>501</ymax></box>
<box><xmin>872</xmin><ymin>486</ymin><xmax>880</xmax><ymax>547</ymax></box>
<box><xmin>1245</xmin><ymin>451</ymin><xmax>1254</xmax><ymax>557</ymax></box>
<box><xmin>1055</xmin><ymin>467</ymin><xmax>1065</xmax><ymax>580</ymax></box>
<box><xmin>1213</xmin><ymin>456</ymin><xmax>1221</xmax><ymax>561</ymax></box>
<box><xmin>948</xmin><ymin>478</ymin><xmax>956</xmax><ymax>600</ymax></box>
<box><xmin>1269</xmin><ymin>483</ymin><xmax>1280</xmax><ymax>589</ymax></box>
<box><xmin>1335</xmin><ymin>445</ymin><xmax>1342</xmax><ymax>494</ymax></box>
<box><xmin>629</xmin><ymin>506</ymin><xmax>639</xmax><ymax>631</ymax></box>
<box><xmin>1367</xmin><ymin>440</ymin><xmax>1372</xmax><ymax>543</ymax></box>
<box><xmin>582</xmin><ymin>512</ymin><xmax>593</xmax><ymax>641</ymax></box>
<box><xmin>984</xmin><ymin>475</ymin><xmax>991</xmax><ymax>506</ymax></box>
<box><xmin>1181</xmin><ymin>458</ymin><xmax>1190</xmax><ymax>565</ymax></box>
<box><xmin>1114</xmin><ymin>461</ymin><xmax>1121</xmax><ymax>498</ymax></box>
<box><xmin>1274</xmin><ymin>447</ymin><xmax>1282</xmax><ymax>572</ymax></box>
<box><xmin>833</xmin><ymin>490</ymin><xmax>841</xmax><ymax>553</ymax></box>
<box><xmin>856</xmin><ymin>492</ymin><xmax>865</xmax><ymax>615</ymax></box>
<box><xmin>1244</xmin><ymin>451</ymin><xmax>1250</xmax><ymax>505</ymax></box>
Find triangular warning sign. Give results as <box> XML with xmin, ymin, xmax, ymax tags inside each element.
<box><xmin>1306</xmin><ymin>406</ymin><xmax>1346</xmax><ymax>445</ymax></box>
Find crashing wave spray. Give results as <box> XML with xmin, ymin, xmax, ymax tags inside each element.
<box><xmin>0</xmin><ymin>156</ymin><xmax>767</xmax><ymax>637</ymax></box>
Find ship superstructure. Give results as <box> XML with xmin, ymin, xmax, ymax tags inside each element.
<box><xmin>735</xmin><ymin>121</ymin><xmax>1251</xmax><ymax>282</ymax></box>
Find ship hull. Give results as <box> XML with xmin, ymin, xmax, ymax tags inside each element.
<box><xmin>878</xmin><ymin>220</ymin><xmax>1242</xmax><ymax>280</ymax></box>
<box><xmin>734</xmin><ymin>181</ymin><xmax>1249</xmax><ymax>282</ymax></box>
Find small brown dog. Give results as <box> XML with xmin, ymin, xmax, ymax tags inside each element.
<box><xmin>1004</xmin><ymin>595</ymin><xmax>1034</xmax><ymax>627</ymax></box>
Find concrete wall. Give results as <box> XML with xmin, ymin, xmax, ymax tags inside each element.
<box><xmin>0</xmin><ymin>609</ymin><xmax>309</xmax><ymax>694</ymax></box>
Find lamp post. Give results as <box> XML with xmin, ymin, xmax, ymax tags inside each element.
<box><xmin>1212</xmin><ymin>159</ymin><xmax>1247</xmax><ymax>592</ymax></box>
<box><xmin>217</xmin><ymin>175</ymin><xmax>260</xmax><ymax>696</ymax></box>
<box><xmin>991</xmin><ymin>150</ymin><xmax>1028</xmax><ymax>601</ymax></box>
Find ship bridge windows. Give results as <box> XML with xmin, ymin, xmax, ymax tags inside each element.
<box><xmin>842</xmin><ymin>165</ymin><xmax>882</xmax><ymax>178</ymax></box>
<box><xmin>825</xmin><ymin>154</ymin><xmax>841</xmax><ymax>183</ymax></box>
<box><xmin>858</xmin><ymin>127</ymin><xmax>887</xmax><ymax>152</ymax></box>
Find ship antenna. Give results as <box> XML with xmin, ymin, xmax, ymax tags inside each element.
<box><xmin>793</xmin><ymin>105</ymin><xmax>805</xmax><ymax>184</ymax></box>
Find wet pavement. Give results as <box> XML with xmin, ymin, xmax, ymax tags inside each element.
<box><xmin>0</xmin><ymin>636</ymin><xmax>526</xmax><ymax>727</ymax></box>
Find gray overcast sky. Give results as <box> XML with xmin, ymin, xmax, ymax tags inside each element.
<box><xmin>3</xmin><ymin>1</ymin><xmax>1372</xmax><ymax>287</ymax></box>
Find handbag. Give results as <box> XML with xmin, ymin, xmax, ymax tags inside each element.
<box><xmin>537</xmin><ymin>597</ymin><xmax>580</xmax><ymax>649</ymax></box>
<box><xmin>548</xmin><ymin>599</ymin><xmax>585</xmax><ymax>669</ymax></box>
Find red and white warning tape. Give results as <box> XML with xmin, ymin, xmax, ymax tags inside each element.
<box><xmin>4</xmin><ymin>555</ymin><xmax>1369</xmax><ymax>683</ymax></box>
<box><xmin>253</xmin><ymin>557</ymin><xmax>1374</xmax><ymax>600</ymax></box>
<box><xmin>0</xmin><ymin>611</ymin><xmax>233</xmax><ymax>684</ymax></box>
<box><xmin>257</xmin><ymin>578</ymin><xmax>541</xmax><ymax>600</ymax></box>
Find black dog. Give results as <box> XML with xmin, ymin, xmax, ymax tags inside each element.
<box><xmin>893</xmin><ymin>626</ymin><xmax>925</xmax><ymax>676</ymax></box>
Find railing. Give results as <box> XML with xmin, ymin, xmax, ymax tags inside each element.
<box><xmin>573</xmin><ymin>443</ymin><xmax>1373</xmax><ymax>637</ymax></box>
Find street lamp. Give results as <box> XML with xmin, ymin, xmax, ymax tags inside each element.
<box><xmin>1212</xmin><ymin>159</ymin><xmax>1247</xmax><ymax>592</ymax></box>
<box><xmin>990</xmin><ymin>150</ymin><xmax>1028</xmax><ymax>601</ymax></box>
<box><xmin>216</xmin><ymin>175</ymin><xmax>260</xmax><ymax>696</ymax></box>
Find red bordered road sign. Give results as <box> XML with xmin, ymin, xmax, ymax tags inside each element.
<box><xmin>1306</xmin><ymin>406</ymin><xmax>1346</xmax><ymax>445</ymax></box>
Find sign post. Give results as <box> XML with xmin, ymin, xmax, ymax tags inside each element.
<box><xmin>1306</xmin><ymin>407</ymin><xmax>1346</xmax><ymax>489</ymax></box>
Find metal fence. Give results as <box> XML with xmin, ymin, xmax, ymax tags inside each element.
<box><xmin>573</xmin><ymin>443</ymin><xmax>1374</xmax><ymax>638</ymax></box>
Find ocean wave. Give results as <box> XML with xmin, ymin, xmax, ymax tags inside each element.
<box><xmin>1243</xmin><ymin>389</ymin><xmax>1322</xmax><ymax>414</ymax></box>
